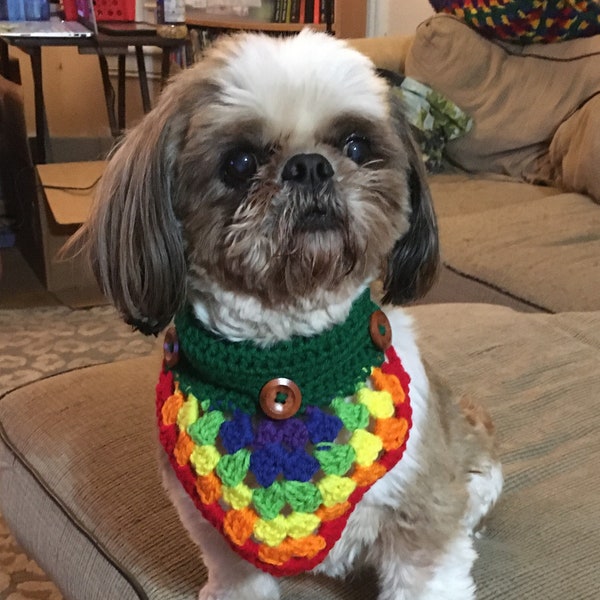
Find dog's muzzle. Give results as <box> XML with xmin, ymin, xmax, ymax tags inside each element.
<box><xmin>283</xmin><ymin>153</ymin><xmax>340</xmax><ymax>232</ymax></box>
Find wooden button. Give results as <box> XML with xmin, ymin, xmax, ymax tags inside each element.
<box><xmin>163</xmin><ymin>327</ymin><xmax>180</xmax><ymax>368</ymax></box>
<box><xmin>259</xmin><ymin>378</ymin><xmax>302</xmax><ymax>420</ymax></box>
<box><xmin>369</xmin><ymin>310</ymin><xmax>392</xmax><ymax>350</ymax></box>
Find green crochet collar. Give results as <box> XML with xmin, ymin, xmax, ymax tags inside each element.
<box><xmin>171</xmin><ymin>289</ymin><xmax>385</xmax><ymax>414</ymax></box>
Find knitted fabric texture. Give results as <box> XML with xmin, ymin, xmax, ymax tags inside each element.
<box><xmin>172</xmin><ymin>290</ymin><xmax>384</xmax><ymax>414</ymax></box>
<box><xmin>430</xmin><ymin>0</ymin><xmax>600</xmax><ymax>43</ymax></box>
<box><xmin>156</xmin><ymin>295</ymin><xmax>413</xmax><ymax>576</ymax></box>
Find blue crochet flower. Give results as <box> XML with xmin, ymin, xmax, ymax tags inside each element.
<box><xmin>282</xmin><ymin>449</ymin><xmax>320</xmax><ymax>482</ymax></box>
<box><xmin>219</xmin><ymin>410</ymin><xmax>254</xmax><ymax>454</ymax></box>
<box><xmin>304</xmin><ymin>406</ymin><xmax>343</xmax><ymax>444</ymax></box>
<box><xmin>250</xmin><ymin>443</ymin><xmax>285</xmax><ymax>487</ymax></box>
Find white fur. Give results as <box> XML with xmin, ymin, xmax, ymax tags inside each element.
<box><xmin>419</xmin><ymin>534</ymin><xmax>477</xmax><ymax>600</ymax></box>
<box><xmin>464</xmin><ymin>459</ymin><xmax>504</xmax><ymax>534</ymax></box>
<box><xmin>190</xmin><ymin>279</ymin><xmax>370</xmax><ymax>344</ymax></box>
<box><xmin>212</xmin><ymin>31</ymin><xmax>389</xmax><ymax>147</ymax></box>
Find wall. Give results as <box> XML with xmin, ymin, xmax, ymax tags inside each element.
<box><xmin>10</xmin><ymin>45</ymin><xmax>160</xmax><ymax>145</ymax></box>
<box><xmin>367</xmin><ymin>0</ymin><xmax>433</xmax><ymax>37</ymax></box>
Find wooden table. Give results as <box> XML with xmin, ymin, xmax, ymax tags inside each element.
<box><xmin>0</xmin><ymin>32</ymin><xmax>190</xmax><ymax>163</ymax></box>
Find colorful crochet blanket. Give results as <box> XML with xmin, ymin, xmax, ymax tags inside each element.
<box><xmin>430</xmin><ymin>0</ymin><xmax>600</xmax><ymax>43</ymax></box>
<box><xmin>156</xmin><ymin>291</ymin><xmax>413</xmax><ymax>575</ymax></box>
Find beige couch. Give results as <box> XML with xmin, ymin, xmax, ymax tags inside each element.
<box><xmin>351</xmin><ymin>14</ymin><xmax>600</xmax><ymax>314</ymax></box>
<box><xmin>1</xmin><ymin>16</ymin><xmax>599</xmax><ymax>600</ymax></box>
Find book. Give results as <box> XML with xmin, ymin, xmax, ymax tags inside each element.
<box><xmin>274</xmin><ymin>0</ymin><xmax>288</xmax><ymax>22</ymax></box>
<box><xmin>285</xmin><ymin>0</ymin><xmax>292</xmax><ymax>23</ymax></box>
<box><xmin>290</xmin><ymin>0</ymin><xmax>301</xmax><ymax>23</ymax></box>
<box><xmin>304</xmin><ymin>0</ymin><xmax>314</xmax><ymax>23</ymax></box>
<box><xmin>321</xmin><ymin>0</ymin><xmax>333</xmax><ymax>26</ymax></box>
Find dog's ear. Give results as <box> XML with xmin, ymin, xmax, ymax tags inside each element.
<box><xmin>66</xmin><ymin>91</ymin><xmax>189</xmax><ymax>336</ymax></box>
<box><xmin>381</xmin><ymin>95</ymin><xmax>440</xmax><ymax>305</ymax></box>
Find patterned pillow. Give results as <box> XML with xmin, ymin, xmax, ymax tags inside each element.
<box><xmin>429</xmin><ymin>0</ymin><xmax>600</xmax><ymax>43</ymax></box>
<box><xmin>378</xmin><ymin>69</ymin><xmax>473</xmax><ymax>173</ymax></box>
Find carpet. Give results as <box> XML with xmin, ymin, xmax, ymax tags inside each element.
<box><xmin>0</xmin><ymin>305</ymin><xmax>157</xmax><ymax>600</ymax></box>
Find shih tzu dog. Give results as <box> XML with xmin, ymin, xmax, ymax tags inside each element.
<box><xmin>71</xmin><ymin>30</ymin><xmax>502</xmax><ymax>600</ymax></box>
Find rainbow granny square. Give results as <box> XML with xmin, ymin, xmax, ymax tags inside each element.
<box><xmin>157</xmin><ymin>344</ymin><xmax>412</xmax><ymax>576</ymax></box>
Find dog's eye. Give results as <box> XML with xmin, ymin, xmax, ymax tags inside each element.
<box><xmin>222</xmin><ymin>150</ymin><xmax>258</xmax><ymax>187</ymax></box>
<box><xmin>343</xmin><ymin>135</ymin><xmax>371</xmax><ymax>165</ymax></box>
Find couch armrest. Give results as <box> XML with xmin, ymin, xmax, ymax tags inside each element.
<box><xmin>346</xmin><ymin>36</ymin><xmax>414</xmax><ymax>74</ymax></box>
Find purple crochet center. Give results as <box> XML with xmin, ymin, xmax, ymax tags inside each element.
<box><xmin>210</xmin><ymin>404</ymin><xmax>344</xmax><ymax>489</ymax></box>
<box><xmin>255</xmin><ymin>419</ymin><xmax>310</xmax><ymax>449</ymax></box>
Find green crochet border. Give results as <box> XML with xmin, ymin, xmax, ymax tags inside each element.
<box><xmin>171</xmin><ymin>290</ymin><xmax>384</xmax><ymax>414</ymax></box>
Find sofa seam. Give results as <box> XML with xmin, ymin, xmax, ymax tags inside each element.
<box><xmin>443</xmin><ymin>263</ymin><xmax>554</xmax><ymax>313</ymax></box>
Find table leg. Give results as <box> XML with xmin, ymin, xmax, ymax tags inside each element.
<box><xmin>0</xmin><ymin>39</ymin><xmax>9</xmax><ymax>79</ymax></box>
<box><xmin>118</xmin><ymin>53</ymin><xmax>126</xmax><ymax>132</ymax></box>
<box><xmin>161</xmin><ymin>48</ymin><xmax>170</xmax><ymax>90</ymax></box>
<box><xmin>184</xmin><ymin>39</ymin><xmax>194</xmax><ymax>68</ymax></box>
<box><xmin>96</xmin><ymin>51</ymin><xmax>119</xmax><ymax>137</ymax></box>
<box><xmin>134</xmin><ymin>46</ymin><xmax>151</xmax><ymax>114</ymax></box>
<box><xmin>28</xmin><ymin>47</ymin><xmax>46</xmax><ymax>164</ymax></box>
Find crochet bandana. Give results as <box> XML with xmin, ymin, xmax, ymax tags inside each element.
<box><xmin>156</xmin><ymin>290</ymin><xmax>412</xmax><ymax>576</ymax></box>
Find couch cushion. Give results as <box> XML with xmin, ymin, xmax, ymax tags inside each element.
<box><xmin>1</xmin><ymin>305</ymin><xmax>600</xmax><ymax>599</ymax></box>
<box><xmin>0</xmin><ymin>356</ymin><xmax>375</xmax><ymax>600</ymax></box>
<box><xmin>405</xmin><ymin>15</ymin><xmax>600</xmax><ymax>183</ymax></box>
<box><xmin>346</xmin><ymin>35</ymin><xmax>413</xmax><ymax>77</ymax></box>
<box><xmin>412</xmin><ymin>305</ymin><xmax>600</xmax><ymax>599</ymax></box>
<box><xmin>548</xmin><ymin>93</ymin><xmax>600</xmax><ymax>204</ymax></box>
<box><xmin>429</xmin><ymin>174</ymin><xmax>600</xmax><ymax>312</ymax></box>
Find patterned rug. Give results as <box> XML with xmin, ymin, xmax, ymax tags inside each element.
<box><xmin>0</xmin><ymin>305</ymin><xmax>157</xmax><ymax>600</ymax></box>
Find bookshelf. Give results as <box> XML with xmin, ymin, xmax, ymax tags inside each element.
<box><xmin>186</xmin><ymin>0</ymin><xmax>367</xmax><ymax>39</ymax></box>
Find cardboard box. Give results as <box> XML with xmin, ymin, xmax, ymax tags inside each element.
<box><xmin>1</xmin><ymin>75</ymin><xmax>105</xmax><ymax>306</ymax></box>
<box><xmin>17</xmin><ymin>161</ymin><xmax>107</xmax><ymax>307</ymax></box>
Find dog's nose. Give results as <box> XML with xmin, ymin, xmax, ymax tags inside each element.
<box><xmin>281</xmin><ymin>153</ymin><xmax>334</xmax><ymax>188</ymax></box>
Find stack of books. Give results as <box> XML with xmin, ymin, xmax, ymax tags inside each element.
<box><xmin>272</xmin><ymin>0</ymin><xmax>333</xmax><ymax>25</ymax></box>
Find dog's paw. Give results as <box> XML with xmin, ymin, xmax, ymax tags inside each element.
<box><xmin>198</xmin><ymin>584</ymin><xmax>241</xmax><ymax>600</ymax></box>
<box><xmin>198</xmin><ymin>578</ymin><xmax>280</xmax><ymax>600</ymax></box>
<box><xmin>464</xmin><ymin>458</ymin><xmax>503</xmax><ymax>533</ymax></box>
<box><xmin>198</xmin><ymin>587</ymin><xmax>232</xmax><ymax>600</ymax></box>
<box><xmin>197</xmin><ymin>591</ymin><xmax>273</xmax><ymax>600</ymax></box>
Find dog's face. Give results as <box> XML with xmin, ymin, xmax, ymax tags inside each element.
<box><xmin>80</xmin><ymin>31</ymin><xmax>438</xmax><ymax>336</ymax></box>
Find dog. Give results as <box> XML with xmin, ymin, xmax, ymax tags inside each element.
<box><xmin>70</xmin><ymin>30</ymin><xmax>502</xmax><ymax>600</ymax></box>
